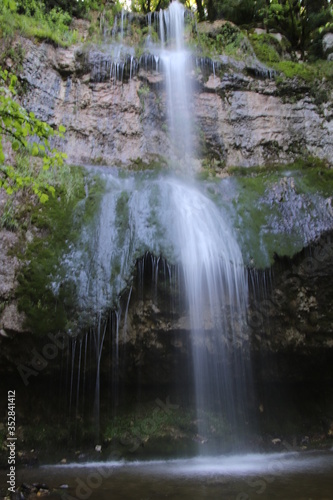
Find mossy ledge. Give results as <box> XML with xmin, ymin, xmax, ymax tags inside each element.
<box><xmin>224</xmin><ymin>157</ymin><xmax>333</xmax><ymax>268</ymax></box>
<box><xmin>15</xmin><ymin>166</ymin><xmax>105</xmax><ymax>336</ymax></box>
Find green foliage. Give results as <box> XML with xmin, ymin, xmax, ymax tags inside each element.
<box><xmin>43</xmin><ymin>0</ymin><xmax>101</xmax><ymax>17</ymax></box>
<box><xmin>16</xmin><ymin>168</ymin><xmax>89</xmax><ymax>336</ymax></box>
<box><xmin>258</xmin><ymin>0</ymin><xmax>333</xmax><ymax>56</ymax></box>
<box><xmin>130</xmin><ymin>0</ymin><xmax>170</xmax><ymax>14</ymax></box>
<box><xmin>137</xmin><ymin>83</ymin><xmax>150</xmax><ymax>111</ymax></box>
<box><xmin>22</xmin><ymin>418</ymin><xmax>96</xmax><ymax>450</ymax></box>
<box><xmin>274</xmin><ymin>60</ymin><xmax>315</xmax><ymax>81</ymax></box>
<box><xmin>192</xmin><ymin>0</ymin><xmax>332</xmax><ymax>58</ymax></box>
<box><xmin>16</xmin><ymin>172</ymin><xmax>104</xmax><ymax>336</ymax></box>
<box><xmin>0</xmin><ymin>199</ymin><xmax>18</xmax><ymax>231</ymax></box>
<box><xmin>196</xmin><ymin>157</ymin><xmax>218</xmax><ymax>181</ymax></box>
<box><xmin>137</xmin><ymin>83</ymin><xmax>150</xmax><ymax>99</ymax></box>
<box><xmin>0</xmin><ymin>0</ymin><xmax>17</xmax><ymax>12</ymax></box>
<box><xmin>211</xmin><ymin>0</ymin><xmax>266</xmax><ymax>25</ymax></box>
<box><xmin>0</xmin><ymin>68</ymin><xmax>68</xmax><ymax>203</ymax></box>
<box><xmin>249</xmin><ymin>32</ymin><xmax>333</xmax><ymax>82</ymax></box>
<box><xmin>0</xmin><ymin>44</ymin><xmax>25</xmax><ymax>74</ymax></box>
<box><xmin>249</xmin><ymin>33</ymin><xmax>283</xmax><ymax>63</ymax></box>
<box><xmin>196</xmin><ymin>22</ymin><xmax>249</xmax><ymax>60</ymax></box>
<box><xmin>104</xmin><ymin>405</ymin><xmax>197</xmax><ymax>441</ymax></box>
<box><xmin>276</xmin><ymin>58</ymin><xmax>333</xmax><ymax>82</ymax></box>
<box><xmin>0</xmin><ymin>0</ymin><xmax>79</xmax><ymax>46</ymax></box>
<box><xmin>14</xmin><ymin>0</ymin><xmax>101</xmax><ymax>19</ymax></box>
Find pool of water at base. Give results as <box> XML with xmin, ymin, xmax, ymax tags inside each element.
<box><xmin>8</xmin><ymin>451</ymin><xmax>333</xmax><ymax>500</ymax></box>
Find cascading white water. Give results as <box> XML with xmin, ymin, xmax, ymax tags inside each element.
<box><xmin>57</xmin><ymin>1</ymin><xmax>252</xmax><ymax>446</ymax></box>
<box><xmin>166</xmin><ymin>179</ymin><xmax>249</xmax><ymax>437</ymax></box>
<box><xmin>157</xmin><ymin>2</ymin><xmax>251</xmax><ymax>439</ymax></box>
<box><xmin>160</xmin><ymin>1</ymin><xmax>193</xmax><ymax>166</ymax></box>
<box><xmin>58</xmin><ymin>171</ymin><xmax>251</xmax><ymax>441</ymax></box>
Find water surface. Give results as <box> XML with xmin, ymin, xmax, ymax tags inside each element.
<box><xmin>15</xmin><ymin>451</ymin><xmax>333</xmax><ymax>500</ymax></box>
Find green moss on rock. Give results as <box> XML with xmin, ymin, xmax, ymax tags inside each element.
<box><xmin>16</xmin><ymin>167</ymin><xmax>104</xmax><ymax>336</ymax></box>
<box><xmin>225</xmin><ymin>158</ymin><xmax>333</xmax><ymax>268</ymax></box>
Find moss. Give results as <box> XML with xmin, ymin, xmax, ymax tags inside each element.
<box><xmin>275</xmin><ymin>60</ymin><xmax>316</xmax><ymax>82</ymax></box>
<box><xmin>225</xmin><ymin>158</ymin><xmax>333</xmax><ymax>268</ymax></box>
<box><xmin>16</xmin><ymin>168</ymin><xmax>104</xmax><ymax>336</ymax></box>
<box><xmin>249</xmin><ymin>32</ymin><xmax>284</xmax><ymax>64</ymax></box>
<box><xmin>141</xmin><ymin>25</ymin><xmax>159</xmax><ymax>44</ymax></box>
<box><xmin>22</xmin><ymin>419</ymin><xmax>96</xmax><ymax>451</ymax></box>
<box><xmin>0</xmin><ymin>42</ymin><xmax>25</xmax><ymax>73</ymax></box>
<box><xmin>249</xmin><ymin>32</ymin><xmax>333</xmax><ymax>85</ymax></box>
<box><xmin>17</xmin><ymin>202</ymin><xmax>80</xmax><ymax>335</ymax></box>
<box><xmin>115</xmin><ymin>190</ymin><xmax>130</xmax><ymax>249</ymax></box>
<box><xmin>195</xmin><ymin>23</ymin><xmax>249</xmax><ymax>60</ymax></box>
<box><xmin>103</xmin><ymin>405</ymin><xmax>231</xmax><ymax>443</ymax></box>
<box><xmin>291</xmin><ymin>157</ymin><xmax>333</xmax><ymax>195</ymax></box>
<box><xmin>196</xmin><ymin>158</ymin><xmax>219</xmax><ymax>181</ymax></box>
<box><xmin>248</xmin><ymin>30</ymin><xmax>333</xmax><ymax>91</ymax></box>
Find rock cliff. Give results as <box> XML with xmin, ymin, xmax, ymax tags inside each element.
<box><xmin>12</xmin><ymin>36</ymin><xmax>333</xmax><ymax>168</ymax></box>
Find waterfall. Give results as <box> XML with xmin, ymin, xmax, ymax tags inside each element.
<box><xmin>157</xmin><ymin>1</ymin><xmax>252</xmax><ymax>443</ymax></box>
<box><xmin>57</xmin><ymin>1</ymin><xmax>253</xmax><ymax>449</ymax></box>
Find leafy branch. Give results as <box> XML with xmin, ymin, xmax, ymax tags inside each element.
<box><xmin>0</xmin><ymin>67</ymin><xmax>67</xmax><ymax>203</ymax></box>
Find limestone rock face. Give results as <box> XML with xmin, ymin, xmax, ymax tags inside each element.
<box><xmin>0</xmin><ymin>227</ymin><xmax>29</xmax><ymax>340</ymax></box>
<box><xmin>197</xmin><ymin>75</ymin><xmax>333</xmax><ymax>166</ymax></box>
<box><xmin>249</xmin><ymin>232</ymin><xmax>333</xmax><ymax>354</ymax></box>
<box><xmin>1</xmin><ymin>302</ymin><xmax>28</xmax><ymax>334</ymax></box>
<box><xmin>323</xmin><ymin>33</ymin><xmax>333</xmax><ymax>58</ymax></box>
<box><xmin>0</xmin><ymin>230</ymin><xmax>19</xmax><ymax>301</ymax></box>
<box><xmin>16</xmin><ymin>37</ymin><xmax>333</xmax><ymax>168</ymax></box>
<box><xmin>0</xmin><ymin>229</ymin><xmax>28</xmax><ymax>337</ymax></box>
<box><xmin>19</xmin><ymin>38</ymin><xmax>170</xmax><ymax>167</ymax></box>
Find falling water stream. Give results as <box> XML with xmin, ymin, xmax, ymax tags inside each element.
<box><xmin>160</xmin><ymin>2</ymin><xmax>193</xmax><ymax>164</ymax></box>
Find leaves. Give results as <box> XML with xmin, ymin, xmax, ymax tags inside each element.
<box><xmin>1</xmin><ymin>0</ymin><xmax>17</xmax><ymax>12</ymax></box>
<box><xmin>39</xmin><ymin>193</ymin><xmax>49</xmax><ymax>203</ymax></box>
<box><xmin>31</xmin><ymin>143</ymin><xmax>39</xmax><ymax>156</ymax></box>
<box><xmin>258</xmin><ymin>0</ymin><xmax>333</xmax><ymax>54</ymax></box>
<box><xmin>0</xmin><ymin>66</ymin><xmax>67</xmax><ymax>202</ymax></box>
